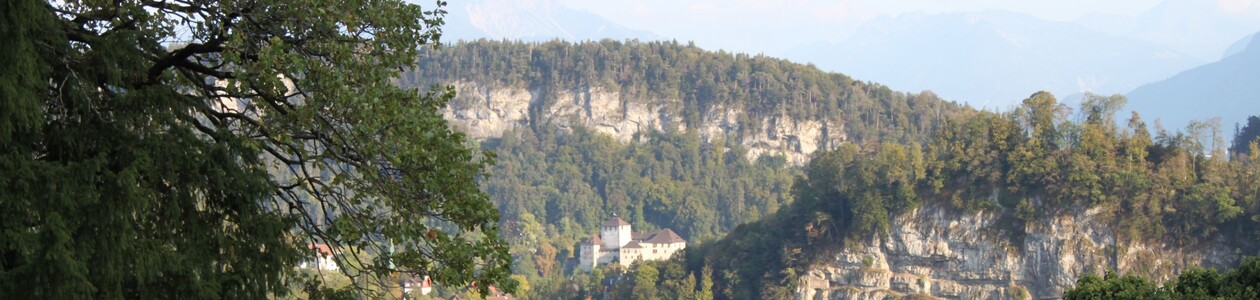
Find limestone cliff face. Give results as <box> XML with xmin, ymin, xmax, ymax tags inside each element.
<box><xmin>441</xmin><ymin>81</ymin><xmax>845</xmax><ymax>165</ymax></box>
<box><xmin>796</xmin><ymin>204</ymin><xmax>1237</xmax><ymax>300</ymax></box>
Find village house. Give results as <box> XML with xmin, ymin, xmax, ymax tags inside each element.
<box><xmin>401</xmin><ymin>275</ymin><xmax>433</xmax><ymax>297</ymax></box>
<box><xmin>299</xmin><ymin>243</ymin><xmax>339</xmax><ymax>271</ymax></box>
<box><xmin>578</xmin><ymin>216</ymin><xmax>686</xmax><ymax>271</ymax></box>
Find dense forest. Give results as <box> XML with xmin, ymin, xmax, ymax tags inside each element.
<box><xmin>394</xmin><ymin>40</ymin><xmax>976</xmax><ymax>298</ymax></box>
<box><xmin>482</xmin><ymin>126</ymin><xmax>796</xmax><ymax>276</ymax></box>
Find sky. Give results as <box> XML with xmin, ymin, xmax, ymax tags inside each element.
<box><xmin>553</xmin><ymin>0</ymin><xmax>1260</xmax><ymax>56</ymax></box>
<box><xmin>558</xmin><ymin>0</ymin><xmax>1167</xmax><ymax>24</ymax></box>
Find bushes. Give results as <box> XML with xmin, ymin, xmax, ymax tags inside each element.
<box><xmin>1064</xmin><ymin>257</ymin><xmax>1260</xmax><ymax>300</ymax></box>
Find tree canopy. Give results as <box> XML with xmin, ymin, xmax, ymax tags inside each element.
<box><xmin>403</xmin><ymin>39</ymin><xmax>964</xmax><ymax>144</ymax></box>
<box><xmin>1064</xmin><ymin>257</ymin><xmax>1260</xmax><ymax>300</ymax></box>
<box><xmin>0</xmin><ymin>0</ymin><xmax>511</xmax><ymax>298</ymax></box>
<box><xmin>669</xmin><ymin>92</ymin><xmax>1260</xmax><ymax>299</ymax></box>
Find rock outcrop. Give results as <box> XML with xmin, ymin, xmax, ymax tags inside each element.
<box><xmin>441</xmin><ymin>81</ymin><xmax>845</xmax><ymax>165</ymax></box>
<box><xmin>796</xmin><ymin>204</ymin><xmax>1237</xmax><ymax>300</ymax></box>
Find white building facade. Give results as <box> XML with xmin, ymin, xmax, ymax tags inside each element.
<box><xmin>579</xmin><ymin>216</ymin><xmax>686</xmax><ymax>271</ymax></box>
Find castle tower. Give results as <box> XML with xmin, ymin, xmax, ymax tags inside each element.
<box><xmin>579</xmin><ymin>235</ymin><xmax>602</xmax><ymax>271</ymax></box>
<box><xmin>601</xmin><ymin>216</ymin><xmax>631</xmax><ymax>249</ymax></box>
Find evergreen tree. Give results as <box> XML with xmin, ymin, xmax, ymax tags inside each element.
<box><xmin>1231</xmin><ymin>116</ymin><xmax>1260</xmax><ymax>156</ymax></box>
<box><xmin>698</xmin><ymin>265</ymin><xmax>715</xmax><ymax>300</ymax></box>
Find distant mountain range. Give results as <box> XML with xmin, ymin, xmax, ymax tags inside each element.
<box><xmin>442</xmin><ymin>0</ymin><xmax>656</xmax><ymax>42</ymax></box>
<box><xmin>1223</xmin><ymin>32</ymin><xmax>1259</xmax><ymax>59</ymax></box>
<box><xmin>783</xmin><ymin>11</ymin><xmax>1203</xmax><ymax>107</ymax></box>
<box><xmin>1077</xmin><ymin>0</ymin><xmax>1260</xmax><ymax>62</ymax></box>
<box><xmin>1126</xmin><ymin>32</ymin><xmax>1260</xmax><ymax>132</ymax></box>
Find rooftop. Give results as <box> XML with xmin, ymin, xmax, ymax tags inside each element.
<box><xmin>631</xmin><ymin>231</ymin><xmax>654</xmax><ymax>241</ymax></box>
<box><xmin>583</xmin><ymin>234</ymin><xmax>602</xmax><ymax>245</ymax></box>
<box><xmin>645</xmin><ymin>228</ymin><xmax>685</xmax><ymax>244</ymax></box>
<box><xmin>309</xmin><ymin>243</ymin><xmax>334</xmax><ymax>257</ymax></box>
<box><xmin>603</xmin><ymin>216</ymin><xmax>630</xmax><ymax>227</ymax></box>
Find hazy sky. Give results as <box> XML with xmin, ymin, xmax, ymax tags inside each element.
<box><xmin>554</xmin><ymin>0</ymin><xmax>1260</xmax><ymax>55</ymax></box>
<box><xmin>558</xmin><ymin>0</ymin><xmax>1168</xmax><ymax>23</ymax></box>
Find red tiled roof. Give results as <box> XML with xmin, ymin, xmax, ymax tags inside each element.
<box><xmin>645</xmin><ymin>229</ymin><xmax>685</xmax><ymax>244</ymax></box>
<box><xmin>486</xmin><ymin>285</ymin><xmax>515</xmax><ymax>300</ymax></box>
<box><xmin>603</xmin><ymin>216</ymin><xmax>630</xmax><ymax>227</ymax></box>
<box><xmin>631</xmin><ymin>231</ymin><xmax>655</xmax><ymax>241</ymax></box>
<box><xmin>583</xmin><ymin>234</ymin><xmax>602</xmax><ymax>245</ymax></box>
<box><xmin>309</xmin><ymin>243</ymin><xmax>334</xmax><ymax>257</ymax></box>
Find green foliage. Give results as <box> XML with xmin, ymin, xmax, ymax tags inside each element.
<box><xmin>1064</xmin><ymin>271</ymin><xmax>1170</xmax><ymax>300</ymax></box>
<box><xmin>666</xmin><ymin>92</ymin><xmax>1260</xmax><ymax>299</ymax></box>
<box><xmin>487</xmin><ymin>127</ymin><xmax>797</xmax><ymax>244</ymax></box>
<box><xmin>1009</xmin><ymin>285</ymin><xmax>1030</xmax><ymax>300</ymax></box>
<box><xmin>633</xmin><ymin>263</ymin><xmax>662</xmax><ymax>300</ymax></box>
<box><xmin>481</xmin><ymin>123</ymin><xmax>803</xmax><ymax>299</ymax></box>
<box><xmin>698</xmin><ymin>265</ymin><xmax>715</xmax><ymax>300</ymax></box>
<box><xmin>0</xmin><ymin>0</ymin><xmax>512</xmax><ymax>298</ymax></box>
<box><xmin>1064</xmin><ymin>257</ymin><xmax>1260</xmax><ymax>300</ymax></box>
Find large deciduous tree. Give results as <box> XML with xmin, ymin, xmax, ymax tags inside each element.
<box><xmin>0</xmin><ymin>0</ymin><xmax>512</xmax><ymax>298</ymax></box>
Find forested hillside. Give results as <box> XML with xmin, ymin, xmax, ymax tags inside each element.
<box><xmin>665</xmin><ymin>93</ymin><xmax>1260</xmax><ymax>299</ymax></box>
<box><xmin>400</xmin><ymin>40</ymin><xmax>1258</xmax><ymax>299</ymax></box>
<box><xmin>402</xmin><ymin>40</ymin><xmax>961</xmax><ymax>144</ymax></box>
<box><xmin>397</xmin><ymin>40</ymin><xmax>969</xmax><ymax>297</ymax></box>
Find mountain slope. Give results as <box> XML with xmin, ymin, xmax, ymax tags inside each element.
<box><xmin>785</xmin><ymin>11</ymin><xmax>1201</xmax><ymax>107</ymax></box>
<box><xmin>1222</xmin><ymin>32</ymin><xmax>1258</xmax><ymax>59</ymax></box>
<box><xmin>1126</xmin><ymin>32</ymin><xmax>1260</xmax><ymax>132</ymax></box>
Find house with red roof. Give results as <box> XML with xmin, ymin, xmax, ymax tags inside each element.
<box><xmin>300</xmin><ymin>243</ymin><xmax>339</xmax><ymax>271</ymax></box>
<box><xmin>401</xmin><ymin>275</ymin><xmax>432</xmax><ymax>296</ymax></box>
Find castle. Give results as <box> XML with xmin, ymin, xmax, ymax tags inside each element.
<box><xmin>578</xmin><ymin>216</ymin><xmax>686</xmax><ymax>271</ymax></box>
